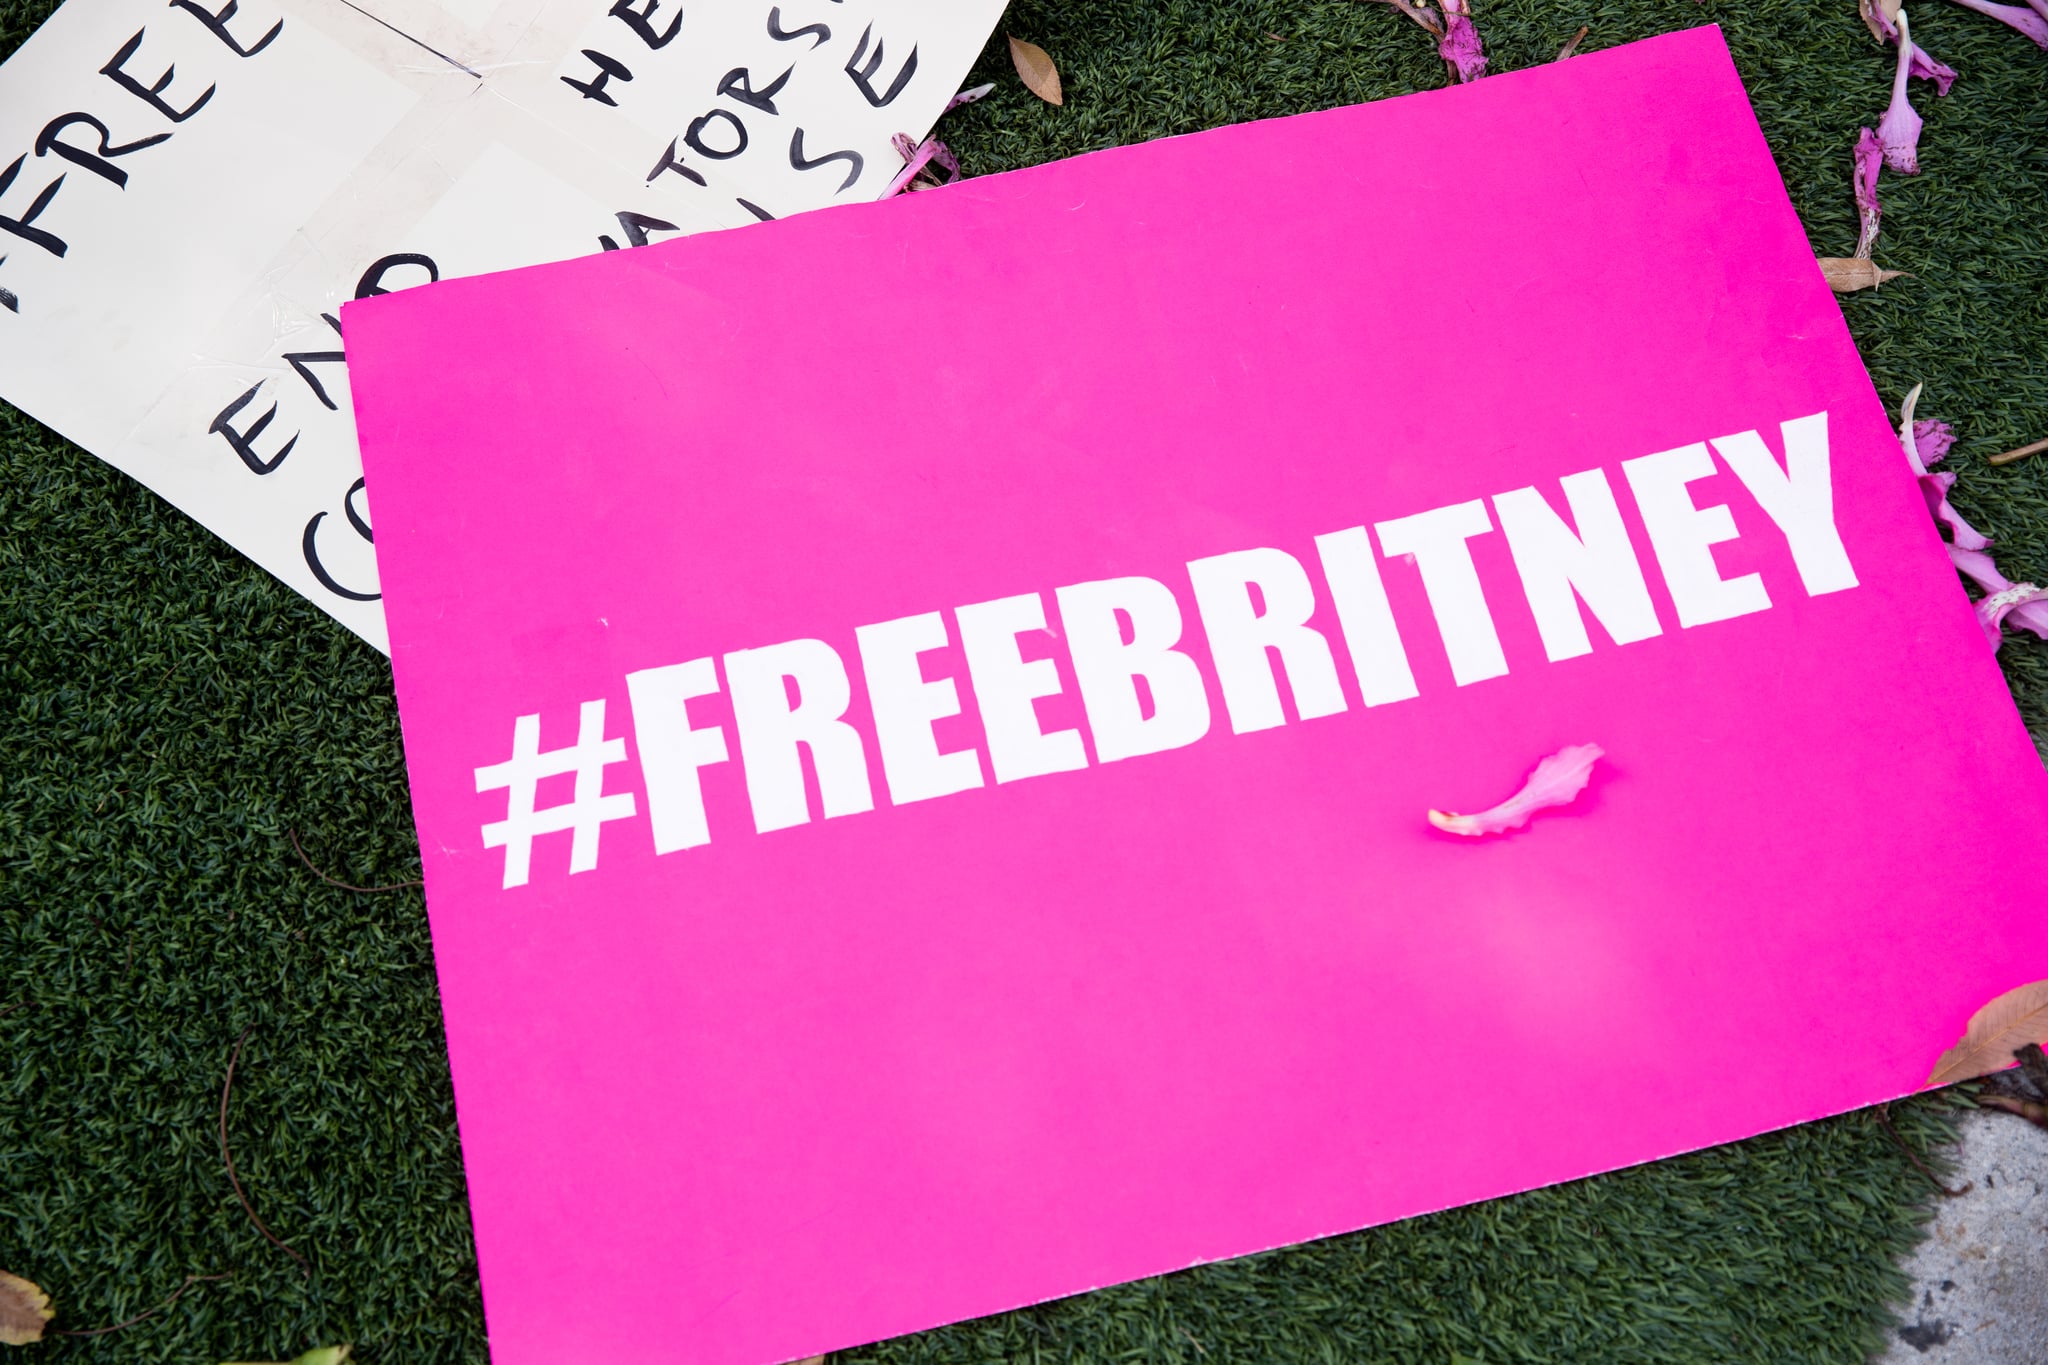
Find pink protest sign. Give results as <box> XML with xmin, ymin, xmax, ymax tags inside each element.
<box><xmin>345</xmin><ymin>26</ymin><xmax>2048</xmax><ymax>1365</ymax></box>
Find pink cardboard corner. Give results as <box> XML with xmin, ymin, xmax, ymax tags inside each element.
<box><xmin>343</xmin><ymin>27</ymin><xmax>2048</xmax><ymax>1365</ymax></box>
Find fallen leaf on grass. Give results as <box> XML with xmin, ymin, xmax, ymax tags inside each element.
<box><xmin>1819</xmin><ymin>257</ymin><xmax>1905</xmax><ymax>292</ymax></box>
<box><xmin>1860</xmin><ymin>0</ymin><xmax>1905</xmax><ymax>43</ymax></box>
<box><xmin>1008</xmin><ymin>37</ymin><xmax>1062</xmax><ymax>105</ymax></box>
<box><xmin>1927</xmin><ymin>980</ymin><xmax>2048</xmax><ymax>1086</ymax></box>
<box><xmin>1555</xmin><ymin>25</ymin><xmax>1588</xmax><ymax>59</ymax></box>
<box><xmin>0</xmin><ymin>1271</ymin><xmax>52</xmax><ymax>1346</ymax></box>
<box><xmin>222</xmin><ymin>1347</ymin><xmax>350</xmax><ymax>1365</ymax></box>
<box><xmin>1428</xmin><ymin>743</ymin><xmax>1603</xmax><ymax>838</ymax></box>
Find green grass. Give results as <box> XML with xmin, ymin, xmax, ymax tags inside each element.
<box><xmin>2</xmin><ymin>0</ymin><xmax>2040</xmax><ymax>1360</ymax></box>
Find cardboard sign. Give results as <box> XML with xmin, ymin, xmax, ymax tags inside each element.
<box><xmin>343</xmin><ymin>27</ymin><xmax>2048</xmax><ymax>1365</ymax></box>
<box><xmin>0</xmin><ymin>0</ymin><xmax>1003</xmax><ymax>649</ymax></box>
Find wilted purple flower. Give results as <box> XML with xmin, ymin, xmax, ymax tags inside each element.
<box><xmin>883</xmin><ymin>134</ymin><xmax>961</xmax><ymax>197</ymax></box>
<box><xmin>1947</xmin><ymin>0</ymin><xmax>2048</xmax><ymax>50</ymax></box>
<box><xmin>1878</xmin><ymin>10</ymin><xmax>1925</xmax><ymax>173</ymax></box>
<box><xmin>1949</xmin><ymin>546</ymin><xmax>2048</xmax><ymax>648</ymax></box>
<box><xmin>1978</xmin><ymin>581</ymin><xmax>2048</xmax><ymax>647</ymax></box>
<box><xmin>1854</xmin><ymin>127</ymin><xmax>1884</xmax><ymax>257</ymax></box>
<box><xmin>1909</xmin><ymin>45</ymin><xmax>1960</xmax><ymax>92</ymax></box>
<box><xmin>1914</xmin><ymin>418</ymin><xmax>1956</xmax><ymax>465</ymax></box>
<box><xmin>1951</xmin><ymin>543</ymin><xmax>2005</xmax><ymax>592</ymax></box>
<box><xmin>1900</xmin><ymin>392</ymin><xmax>1990</xmax><ymax>548</ymax></box>
<box><xmin>1923</xmin><ymin>468</ymin><xmax>1993</xmax><ymax>549</ymax></box>
<box><xmin>1438</xmin><ymin>0</ymin><xmax>1487</xmax><ymax>81</ymax></box>
<box><xmin>1866</xmin><ymin>3</ymin><xmax>1961</xmax><ymax>87</ymax></box>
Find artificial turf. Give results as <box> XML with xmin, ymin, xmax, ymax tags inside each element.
<box><xmin>2</xmin><ymin>0</ymin><xmax>2041</xmax><ymax>1360</ymax></box>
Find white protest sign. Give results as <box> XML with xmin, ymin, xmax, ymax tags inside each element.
<box><xmin>0</xmin><ymin>0</ymin><xmax>1005</xmax><ymax>650</ymax></box>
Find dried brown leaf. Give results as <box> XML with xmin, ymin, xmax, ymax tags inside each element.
<box><xmin>1817</xmin><ymin>257</ymin><xmax>1906</xmax><ymax>292</ymax></box>
<box><xmin>1978</xmin><ymin>1093</ymin><xmax>2048</xmax><ymax>1129</ymax></box>
<box><xmin>1008</xmin><ymin>37</ymin><xmax>1062</xmax><ymax>106</ymax></box>
<box><xmin>1556</xmin><ymin>25</ymin><xmax>1589</xmax><ymax>60</ymax></box>
<box><xmin>0</xmin><ymin>1270</ymin><xmax>53</xmax><ymax>1346</ymax></box>
<box><xmin>1927</xmin><ymin>980</ymin><xmax>2048</xmax><ymax>1086</ymax></box>
<box><xmin>1858</xmin><ymin>0</ymin><xmax>1904</xmax><ymax>41</ymax></box>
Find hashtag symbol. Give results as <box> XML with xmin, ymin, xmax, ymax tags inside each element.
<box><xmin>473</xmin><ymin>699</ymin><xmax>638</xmax><ymax>889</ymax></box>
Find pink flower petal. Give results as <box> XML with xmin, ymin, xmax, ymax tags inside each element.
<box><xmin>1951</xmin><ymin>543</ymin><xmax>2010</xmax><ymax>594</ymax></box>
<box><xmin>944</xmin><ymin>83</ymin><xmax>995</xmax><ymax>113</ymax></box>
<box><xmin>1977</xmin><ymin>581</ymin><xmax>2048</xmax><ymax>649</ymax></box>
<box><xmin>1947</xmin><ymin>545</ymin><xmax>2048</xmax><ymax>648</ymax></box>
<box><xmin>1910</xmin><ymin>45</ymin><xmax>1959</xmax><ymax>94</ymax></box>
<box><xmin>1437</xmin><ymin>4</ymin><xmax>1487</xmax><ymax>82</ymax></box>
<box><xmin>1878</xmin><ymin>12</ymin><xmax>1925</xmax><ymax>173</ymax></box>
<box><xmin>1874</xmin><ymin>9</ymin><xmax>1960</xmax><ymax>92</ymax></box>
<box><xmin>2010</xmin><ymin>598</ymin><xmax>2048</xmax><ymax>640</ymax></box>
<box><xmin>883</xmin><ymin>135</ymin><xmax>961</xmax><ymax>198</ymax></box>
<box><xmin>1878</xmin><ymin>100</ymin><xmax>1923</xmax><ymax>173</ymax></box>
<box><xmin>1913</xmin><ymin>418</ymin><xmax>1956</xmax><ymax>465</ymax></box>
<box><xmin>1922</xmin><ymin>469</ymin><xmax>1993</xmax><ymax>549</ymax></box>
<box><xmin>1428</xmin><ymin>743</ymin><xmax>1603</xmax><ymax>838</ymax></box>
<box><xmin>1948</xmin><ymin>0</ymin><xmax>2048</xmax><ymax>50</ymax></box>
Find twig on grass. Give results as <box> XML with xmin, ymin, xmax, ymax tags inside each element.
<box><xmin>220</xmin><ymin>1027</ymin><xmax>312</xmax><ymax>1275</ymax></box>
<box><xmin>55</xmin><ymin>1272</ymin><xmax>232</xmax><ymax>1338</ymax></box>
<box><xmin>289</xmin><ymin>828</ymin><xmax>423</xmax><ymax>894</ymax></box>
<box><xmin>1988</xmin><ymin>435</ymin><xmax>2048</xmax><ymax>467</ymax></box>
<box><xmin>1875</xmin><ymin>1103</ymin><xmax>1971</xmax><ymax>1197</ymax></box>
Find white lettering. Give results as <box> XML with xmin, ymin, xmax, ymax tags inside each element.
<box><xmin>623</xmin><ymin>656</ymin><xmax>729</xmax><ymax>853</ymax></box>
<box><xmin>1621</xmin><ymin>443</ymin><xmax>1770</xmax><ymax>627</ymax></box>
<box><xmin>956</xmin><ymin>593</ymin><xmax>1088</xmax><ymax>784</ymax></box>
<box><xmin>1374</xmin><ymin>500</ymin><xmax>1508</xmax><ymax>686</ymax></box>
<box><xmin>1493</xmin><ymin>469</ymin><xmax>1663</xmax><ymax>662</ymax></box>
<box><xmin>1710</xmin><ymin>410</ymin><xmax>1857</xmax><ymax>597</ymax></box>
<box><xmin>723</xmin><ymin>638</ymin><xmax>875</xmax><ymax>833</ymax></box>
<box><xmin>855</xmin><ymin>612</ymin><xmax>983</xmax><ymax>805</ymax></box>
<box><xmin>1056</xmin><ymin>576</ymin><xmax>1212</xmax><ymax>762</ymax></box>
<box><xmin>1187</xmin><ymin>547</ymin><xmax>1346</xmax><ymax>733</ymax></box>
<box><xmin>1313</xmin><ymin>527</ymin><xmax>1419</xmax><ymax>706</ymax></box>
